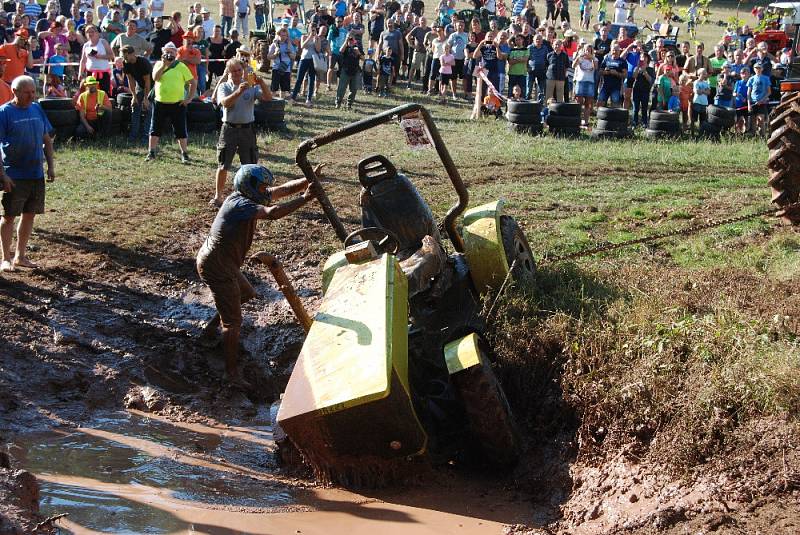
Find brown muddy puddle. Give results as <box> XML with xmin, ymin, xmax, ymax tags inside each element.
<box><xmin>11</xmin><ymin>411</ymin><xmax>535</xmax><ymax>534</ymax></box>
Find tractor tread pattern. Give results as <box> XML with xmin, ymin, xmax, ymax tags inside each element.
<box><xmin>767</xmin><ymin>91</ymin><xmax>800</xmax><ymax>223</ymax></box>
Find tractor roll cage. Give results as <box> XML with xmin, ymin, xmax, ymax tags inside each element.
<box><xmin>295</xmin><ymin>104</ymin><xmax>469</xmax><ymax>252</ymax></box>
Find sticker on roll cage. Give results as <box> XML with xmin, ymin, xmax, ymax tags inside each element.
<box><xmin>399</xmin><ymin>112</ymin><xmax>433</xmax><ymax>151</ymax></box>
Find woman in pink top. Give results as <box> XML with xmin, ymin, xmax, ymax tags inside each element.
<box><xmin>438</xmin><ymin>42</ymin><xmax>456</xmax><ymax>101</ymax></box>
<box><xmin>37</xmin><ymin>21</ymin><xmax>68</xmax><ymax>61</ymax></box>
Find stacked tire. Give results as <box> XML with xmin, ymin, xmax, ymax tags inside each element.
<box><xmin>703</xmin><ymin>105</ymin><xmax>735</xmax><ymax>138</ymax></box>
<box><xmin>766</xmin><ymin>92</ymin><xmax>800</xmax><ymax>224</ymax></box>
<box><xmin>255</xmin><ymin>98</ymin><xmax>287</xmax><ymax>132</ymax></box>
<box><xmin>645</xmin><ymin>110</ymin><xmax>682</xmax><ymax>139</ymax></box>
<box><xmin>39</xmin><ymin>97</ymin><xmax>78</xmax><ymax>141</ymax></box>
<box><xmin>186</xmin><ymin>98</ymin><xmax>219</xmax><ymax>134</ymax></box>
<box><xmin>546</xmin><ymin>102</ymin><xmax>581</xmax><ymax>137</ymax></box>
<box><xmin>116</xmin><ymin>93</ymin><xmax>133</xmax><ymax>134</ymax></box>
<box><xmin>592</xmin><ymin>107</ymin><xmax>631</xmax><ymax>139</ymax></box>
<box><xmin>505</xmin><ymin>100</ymin><xmax>542</xmax><ymax>135</ymax></box>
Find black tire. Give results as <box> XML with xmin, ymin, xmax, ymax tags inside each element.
<box><xmin>591</xmin><ymin>128</ymin><xmax>623</xmax><ymax>139</ymax></box>
<box><xmin>257</xmin><ymin>98</ymin><xmax>286</xmax><ymax>111</ymax></box>
<box><xmin>548</xmin><ymin>102</ymin><xmax>581</xmax><ymax>116</ymax></box>
<box><xmin>507</xmin><ymin>122</ymin><xmax>543</xmax><ymax>135</ymax></box>
<box><xmin>264</xmin><ymin>120</ymin><xmax>289</xmax><ymax>132</ymax></box>
<box><xmin>549</xmin><ymin>126</ymin><xmax>582</xmax><ymax>137</ymax></box>
<box><xmin>644</xmin><ymin>128</ymin><xmax>679</xmax><ymax>139</ymax></box>
<box><xmin>648</xmin><ymin>119</ymin><xmax>682</xmax><ymax>132</ymax></box>
<box><xmin>506</xmin><ymin>111</ymin><xmax>541</xmax><ymax>125</ymax></box>
<box><xmin>649</xmin><ymin>110</ymin><xmax>680</xmax><ymax>123</ymax></box>
<box><xmin>255</xmin><ymin>110</ymin><xmax>286</xmax><ymax>125</ymax></box>
<box><xmin>506</xmin><ymin>100</ymin><xmax>541</xmax><ymax>115</ymax></box>
<box><xmin>450</xmin><ymin>338</ymin><xmax>520</xmax><ymax>468</ymax></box>
<box><xmin>52</xmin><ymin>125</ymin><xmax>76</xmax><ymax>141</ymax></box>
<box><xmin>109</xmin><ymin>107</ymin><xmax>122</xmax><ymax>124</ymax></box>
<box><xmin>596</xmin><ymin>119</ymin><xmax>629</xmax><ymax>132</ymax></box>
<box><xmin>116</xmin><ymin>93</ymin><xmax>133</xmax><ymax>108</ymax></box>
<box><xmin>45</xmin><ymin>109</ymin><xmax>79</xmax><ymax>127</ymax></box>
<box><xmin>546</xmin><ymin>114</ymin><xmax>581</xmax><ymax>128</ymax></box>
<box><xmin>187</xmin><ymin>109</ymin><xmax>218</xmax><ymax>123</ymax></box>
<box><xmin>188</xmin><ymin>121</ymin><xmax>218</xmax><ymax>133</ymax></box>
<box><xmin>597</xmin><ymin>107</ymin><xmax>629</xmax><ymax>122</ymax></box>
<box><xmin>708</xmin><ymin>114</ymin><xmax>734</xmax><ymax>129</ymax></box>
<box><xmin>707</xmin><ymin>104</ymin><xmax>735</xmax><ymax>122</ymax></box>
<box><xmin>500</xmin><ymin>215</ymin><xmax>536</xmax><ymax>289</ymax></box>
<box><xmin>38</xmin><ymin>97</ymin><xmax>75</xmax><ymax>111</ymax></box>
<box><xmin>187</xmin><ymin>99</ymin><xmax>214</xmax><ymax>114</ymax></box>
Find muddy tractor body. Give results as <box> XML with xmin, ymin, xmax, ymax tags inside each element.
<box><xmin>274</xmin><ymin>104</ymin><xmax>536</xmax><ymax>483</ymax></box>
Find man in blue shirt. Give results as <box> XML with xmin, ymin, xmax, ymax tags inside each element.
<box><xmin>0</xmin><ymin>75</ymin><xmax>55</xmax><ymax>272</ymax></box>
<box><xmin>599</xmin><ymin>41</ymin><xmax>626</xmax><ymax>107</ymax></box>
<box><xmin>747</xmin><ymin>62</ymin><xmax>771</xmax><ymax>136</ymax></box>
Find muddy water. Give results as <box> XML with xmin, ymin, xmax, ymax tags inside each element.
<box><xmin>11</xmin><ymin>411</ymin><xmax>534</xmax><ymax>534</ymax></box>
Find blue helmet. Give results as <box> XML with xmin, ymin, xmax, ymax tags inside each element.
<box><xmin>233</xmin><ymin>164</ymin><xmax>274</xmax><ymax>205</ymax></box>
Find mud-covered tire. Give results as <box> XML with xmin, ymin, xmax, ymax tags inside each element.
<box><xmin>597</xmin><ymin>107</ymin><xmax>629</xmax><ymax>122</ymax></box>
<box><xmin>500</xmin><ymin>215</ymin><xmax>536</xmax><ymax>289</ymax></box>
<box><xmin>596</xmin><ymin>119</ymin><xmax>628</xmax><ymax>132</ymax></box>
<box><xmin>450</xmin><ymin>340</ymin><xmax>520</xmax><ymax>468</ymax></box>
<box><xmin>507</xmin><ymin>122</ymin><xmax>543</xmax><ymax>135</ymax></box>
<box><xmin>648</xmin><ymin>119</ymin><xmax>681</xmax><ymax>132</ymax></box>
<box><xmin>708</xmin><ymin>114</ymin><xmax>734</xmax><ymax>129</ymax></box>
<box><xmin>506</xmin><ymin>111</ymin><xmax>541</xmax><ymax>124</ymax></box>
<box><xmin>644</xmin><ymin>128</ymin><xmax>679</xmax><ymax>140</ymax></box>
<box><xmin>649</xmin><ymin>110</ymin><xmax>680</xmax><ymax>123</ymax></box>
<box><xmin>767</xmin><ymin>91</ymin><xmax>800</xmax><ymax>223</ymax></box>
<box><xmin>39</xmin><ymin>97</ymin><xmax>75</xmax><ymax>111</ymax></box>
<box><xmin>507</xmin><ymin>100</ymin><xmax>541</xmax><ymax>116</ymax></box>
<box><xmin>546</xmin><ymin>114</ymin><xmax>581</xmax><ymax>128</ymax></box>
<box><xmin>548</xmin><ymin>102</ymin><xmax>581</xmax><ymax>116</ymax></box>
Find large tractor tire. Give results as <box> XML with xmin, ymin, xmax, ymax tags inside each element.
<box><xmin>450</xmin><ymin>338</ymin><xmax>521</xmax><ymax>468</ymax></box>
<box><xmin>500</xmin><ymin>215</ymin><xmax>536</xmax><ymax>290</ymax></box>
<box><xmin>767</xmin><ymin>92</ymin><xmax>800</xmax><ymax>224</ymax></box>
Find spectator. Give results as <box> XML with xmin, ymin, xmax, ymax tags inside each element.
<box><xmin>169</xmin><ymin>11</ymin><xmax>184</xmax><ymax>46</ymax></box>
<box><xmin>335</xmin><ymin>29</ymin><xmax>362</xmax><ymax>108</ymax></box>
<box><xmin>196</xmin><ymin>164</ymin><xmax>315</xmax><ymax>389</ymax></box>
<box><xmin>312</xmin><ymin>25</ymin><xmax>329</xmax><ymax>96</ymax></box>
<box><xmin>734</xmin><ymin>66</ymin><xmax>749</xmax><ymax>134</ymax></box>
<box><xmin>201</xmin><ymin>7</ymin><xmax>215</xmax><ymax>37</ymax></box>
<box><xmin>79</xmin><ymin>25</ymin><xmax>113</xmax><ymax>93</ymax></box>
<box><xmin>0</xmin><ymin>75</ymin><xmax>55</xmax><ymax>272</ymax></box>
<box><xmin>496</xmin><ymin>30</ymin><xmax>511</xmax><ymax>95</ymax></box>
<box><xmin>613</xmin><ymin>0</ymin><xmax>625</xmax><ymax>24</ymax></box>
<box><xmin>210</xmin><ymin>57</ymin><xmax>272</xmax><ymax>207</ymax></box>
<box><xmin>121</xmin><ymin>44</ymin><xmax>152</xmax><ymax>143</ymax></box>
<box><xmin>75</xmin><ymin>74</ymin><xmax>112</xmax><ymax>137</ymax></box>
<box><xmin>715</xmin><ymin>63</ymin><xmax>733</xmax><ymax>108</ymax></box>
<box><xmin>149</xmin><ymin>0</ymin><xmax>165</xmax><ymax>21</ymax></box>
<box><xmin>44</xmin><ymin>72</ymin><xmax>67</xmax><ymax>97</ymax></box>
<box><xmin>573</xmin><ymin>43</ymin><xmax>596</xmax><ymax>125</ymax></box>
<box><xmin>677</xmin><ymin>71</ymin><xmax>691</xmax><ymax>128</ymax></box>
<box><xmin>207</xmin><ymin>24</ymin><xmax>228</xmax><ymax>87</ymax></box>
<box><xmin>327</xmin><ymin>16</ymin><xmax>347</xmax><ymax>89</ymax></box>
<box><xmin>0</xmin><ymin>55</ymin><xmax>11</xmax><ymax>104</ymax></box>
<box><xmin>747</xmin><ymin>41</ymin><xmax>773</xmax><ymax>78</ymax></box>
<box><xmin>253</xmin><ymin>0</ymin><xmax>264</xmax><ymax>31</ymax></box>
<box><xmin>111</xmin><ymin>56</ymin><xmax>129</xmax><ymax>96</ymax></box>
<box><xmin>193</xmin><ymin>26</ymin><xmax>210</xmax><ymax>94</ymax></box>
<box><xmin>177</xmin><ymin>28</ymin><xmax>202</xmax><ymax>97</ymax></box>
<box><xmin>234</xmin><ymin>0</ymin><xmax>248</xmax><ymax>37</ymax></box>
<box><xmin>598</xmin><ymin>41</ymin><xmax>625</xmax><ymax>108</ymax></box>
<box><xmin>630</xmin><ymin>50</ymin><xmax>653</xmax><ymax>128</ymax></box>
<box><xmin>0</xmin><ymin>29</ymin><xmax>33</xmax><ymax>84</ymax></box>
<box><xmin>683</xmin><ymin>42</ymin><xmax>708</xmax><ymax>81</ymax></box>
<box><xmin>620</xmin><ymin>39</ymin><xmax>639</xmax><ymax>109</ymax></box>
<box><xmin>224</xmin><ymin>28</ymin><xmax>241</xmax><ymax>58</ymax></box>
<box><xmin>102</xmin><ymin>9</ymin><xmax>125</xmax><ymax>42</ymax></box>
<box><xmin>708</xmin><ymin>44</ymin><xmax>726</xmax><ymax>100</ymax></box>
<box><xmin>428</xmin><ymin>24</ymin><xmax>445</xmax><ymax>94</ymax></box>
<box><xmin>377</xmin><ymin>18</ymin><xmax>403</xmax><ymax>81</ymax></box>
<box><xmin>289</xmin><ymin>24</ymin><xmax>321</xmax><ymax>106</ymax></box>
<box><xmin>219</xmin><ymin>0</ymin><xmax>234</xmax><ymax>37</ymax></box>
<box><xmin>446</xmin><ymin>18</ymin><xmax>468</xmax><ymax>96</ymax></box>
<box><xmin>147</xmin><ymin>14</ymin><xmax>172</xmax><ymax>59</ymax></box>
<box><xmin>22</xmin><ymin>0</ymin><xmax>40</xmax><ymax>21</ymax></box>
<box><xmin>38</xmin><ymin>21</ymin><xmax>68</xmax><ymax>62</ymax></box>
<box><xmin>747</xmin><ymin>62</ymin><xmax>769</xmax><ymax>137</ymax></box>
<box><xmin>362</xmin><ymin>47</ymin><xmax>376</xmax><ymax>92</ymax></box>
<box><xmin>438</xmin><ymin>41</ymin><xmax>455</xmax><ymax>101</ymax></box>
<box><xmin>506</xmin><ymin>34</ymin><xmax>527</xmax><ymax>98</ymax></box>
<box><xmin>135</xmin><ymin>8</ymin><xmax>152</xmax><ymax>36</ymax></box>
<box><xmin>545</xmin><ymin>37</ymin><xmax>568</xmax><ymax>102</ymax></box>
<box><xmin>267</xmin><ymin>26</ymin><xmax>296</xmax><ymax>98</ymax></box>
<box><xmin>527</xmin><ymin>32</ymin><xmax>550</xmax><ymax>102</ymax></box>
<box><xmin>655</xmin><ymin>49</ymin><xmax>679</xmax><ymax>109</ymax></box>
<box><xmin>146</xmin><ymin>41</ymin><xmax>196</xmax><ymax>163</ymax></box>
<box><xmin>675</xmin><ymin>41</ymin><xmax>690</xmax><ymax>69</ymax></box>
<box><xmin>690</xmin><ymin>67</ymin><xmax>710</xmax><ymax>134</ymax></box>
<box><xmin>345</xmin><ymin>12</ymin><xmax>364</xmax><ymax>51</ymax></box>
<box><xmin>111</xmin><ymin>17</ymin><xmax>152</xmax><ymax>56</ymax></box>
<box><xmin>406</xmin><ymin>16</ymin><xmax>430</xmax><ymax>89</ymax></box>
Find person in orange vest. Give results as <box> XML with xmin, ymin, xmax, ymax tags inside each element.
<box><xmin>75</xmin><ymin>75</ymin><xmax>112</xmax><ymax>138</ymax></box>
<box><xmin>0</xmin><ymin>54</ymin><xmax>12</xmax><ymax>105</ymax></box>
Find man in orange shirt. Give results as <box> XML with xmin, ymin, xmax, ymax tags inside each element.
<box><xmin>75</xmin><ymin>75</ymin><xmax>112</xmax><ymax>138</ymax></box>
<box><xmin>177</xmin><ymin>29</ymin><xmax>201</xmax><ymax>97</ymax></box>
<box><xmin>0</xmin><ymin>54</ymin><xmax>12</xmax><ymax>105</ymax></box>
<box><xmin>0</xmin><ymin>29</ymin><xmax>34</xmax><ymax>84</ymax></box>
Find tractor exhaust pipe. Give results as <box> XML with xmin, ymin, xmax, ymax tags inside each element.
<box><xmin>251</xmin><ymin>252</ymin><xmax>312</xmax><ymax>333</ymax></box>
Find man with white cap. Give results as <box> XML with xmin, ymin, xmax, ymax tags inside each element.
<box><xmin>146</xmin><ymin>41</ymin><xmax>197</xmax><ymax>163</ymax></box>
<box><xmin>201</xmin><ymin>7</ymin><xmax>216</xmax><ymax>37</ymax></box>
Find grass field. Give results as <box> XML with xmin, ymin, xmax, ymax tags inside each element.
<box><xmin>20</xmin><ymin>0</ymin><xmax>797</xmax><ymax>493</ymax></box>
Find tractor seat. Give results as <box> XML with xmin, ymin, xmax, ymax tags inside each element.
<box><xmin>358</xmin><ymin>154</ymin><xmax>440</xmax><ymax>257</ymax></box>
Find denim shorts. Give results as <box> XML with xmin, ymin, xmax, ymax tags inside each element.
<box><xmin>575</xmin><ymin>81</ymin><xmax>595</xmax><ymax>98</ymax></box>
<box><xmin>598</xmin><ymin>86</ymin><xmax>622</xmax><ymax>104</ymax></box>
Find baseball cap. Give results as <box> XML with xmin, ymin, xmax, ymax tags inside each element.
<box><xmin>14</xmin><ymin>27</ymin><xmax>29</xmax><ymax>38</ymax></box>
<box><xmin>84</xmin><ymin>75</ymin><xmax>99</xmax><ymax>85</ymax></box>
<box><xmin>162</xmin><ymin>42</ymin><xmax>178</xmax><ymax>53</ymax></box>
<box><xmin>200</xmin><ymin>7</ymin><xmax>210</xmax><ymax>13</ymax></box>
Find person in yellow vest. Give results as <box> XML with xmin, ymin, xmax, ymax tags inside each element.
<box><xmin>75</xmin><ymin>75</ymin><xmax>112</xmax><ymax>138</ymax></box>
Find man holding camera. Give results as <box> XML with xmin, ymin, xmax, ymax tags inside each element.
<box><xmin>210</xmin><ymin>57</ymin><xmax>272</xmax><ymax>208</ymax></box>
<box><xmin>335</xmin><ymin>30</ymin><xmax>363</xmax><ymax>109</ymax></box>
<box><xmin>0</xmin><ymin>28</ymin><xmax>33</xmax><ymax>84</ymax></box>
<box><xmin>146</xmin><ymin>42</ymin><xmax>196</xmax><ymax>163</ymax></box>
<box><xmin>267</xmin><ymin>26</ymin><xmax>296</xmax><ymax>98</ymax></box>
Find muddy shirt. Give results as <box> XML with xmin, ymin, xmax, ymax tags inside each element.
<box><xmin>197</xmin><ymin>192</ymin><xmax>261</xmax><ymax>278</ymax></box>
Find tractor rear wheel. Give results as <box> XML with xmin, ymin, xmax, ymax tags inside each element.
<box><xmin>500</xmin><ymin>215</ymin><xmax>536</xmax><ymax>290</ymax></box>
<box><xmin>767</xmin><ymin>91</ymin><xmax>800</xmax><ymax>224</ymax></box>
<box><xmin>450</xmin><ymin>339</ymin><xmax>520</xmax><ymax>468</ymax></box>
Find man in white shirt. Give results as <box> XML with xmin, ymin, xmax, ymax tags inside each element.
<box><xmin>201</xmin><ymin>7</ymin><xmax>216</xmax><ymax>37</ymax></box>
<box><xmin>613</xmin><ymin>0</ymin><xmax>627</xmax><ymax>24</ymax></box>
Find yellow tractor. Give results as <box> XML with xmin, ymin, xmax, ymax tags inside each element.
<box><xmin>273</xmin><ymin>104</ymin><xmax>536</xmax><ymax>484</ymax></box>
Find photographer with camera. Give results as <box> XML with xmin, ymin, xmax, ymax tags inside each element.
<box><xmin>0</xmin><ymin>28</ymin><xmax>34</xmax><ymax>84</ymax></box>
<box><xmin>289</xmin><ymin>22</ymin><xmax>322</xmax><ymax>106</ymax></box>
<box><xmin>471</xmin><ymin>30</ymin><xmax>503</xmax><ymax>98</ymax></box>
<box><xmin>267</xmin><ymin>26</ymin><xmax>296</xmax><ymax>98</ymax></box>
<box><xmin>335</xmin><ymin>30</ymin><xmax>363</xmax><ymax>109</ymax></box>
<box><xmin>145</xmin><ymin>42</ymin><xmax>197</xmax><ymax>164</ymax></box>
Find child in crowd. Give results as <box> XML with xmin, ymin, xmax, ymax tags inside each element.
<box><xmin>377</xmin><ymin>46</ymin><xmax>394</xmax><ymax>97</ymax></box>
<box><xmin>597</xmin><ymin>0</ymin><xmax>606</xmax><ymax>23</ymax></box>
<box><xmin>44</xmin><ymin>73</ymin><xmax>67</xmax><ymax>97</ymax></box>
<box><xmin>715</xmin><ymin>63</ymin><xmax>733</xmax><ymax>108</ymax></box>
<box><xmin>509</xmin><ymin>84</ymin><xmax>523</xmax><ymax>101</ymax></box>
<box><xmin>111</xmin><ymin>56</ymin><xmax>129</xmax><ymax>97</ymax></box>
<box><xmin>678</xmin><ymin>72</ymin><xmax>693</xmax><ymax>129</ymax></box>
<box><xmin>582</xmin><ymin>0</ymin><xmax>592</xmax><ymax>30</ymax></box>
<box><xmin>691</xmin><ymin>68</ymin><xmax>710</xmax><ymax>134</ymax></box>
<box><xmin>734</xmin><ymin>67</ymin><xmax>750</xmax><ymax>133</ymax></box>
<box><xmin>362</xmin><ymin>48</ymin><xmax>376</xmax><ymax>93</ymax></box>
<box><xmin>438</xmin><ymin>42</ymin><xmax>456</xmax><ymax>102</ymax></box>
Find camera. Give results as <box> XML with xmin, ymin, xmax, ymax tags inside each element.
<box><xmin>163</xmin><ymin>53</ymin><xmax>175</xmax><ymax>60</ymax></box>
<box><xmin>89</xmin><ymin>49</ymin><xmax>98</xmax><ymax>56</ymax></box>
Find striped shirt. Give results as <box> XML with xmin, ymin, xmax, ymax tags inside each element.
<box><xmin>219</xmin><ymin>0</ymin><xmax>235</xmax><ymax>18</ymax></box>
<box><xmin>24</xmin><ymin>2</ymin><xmax>43</xmax><ymax>20</ymax></box>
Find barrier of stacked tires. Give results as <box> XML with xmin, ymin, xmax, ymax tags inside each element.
<box><xmin>38</xmin><ymin>96</ymin><xmax>288</xmax><ymax>142</ymax></box>
<box><xmin>505</xmin><ymin>102</ymin><xmax>737</xmax><ymax>141</ymax></box>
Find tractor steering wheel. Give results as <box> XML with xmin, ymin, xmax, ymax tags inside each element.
<box><xmin>343</xmin><ymin>227</ymin><xmax>401</xmax><ymax>255</ymax></box>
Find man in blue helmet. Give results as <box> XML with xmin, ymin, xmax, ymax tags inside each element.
<box><xmin>197</xmin><ymin>163</ymin><xmax>315</xmax><ymax>388</ymax></box>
